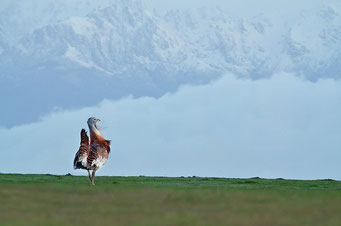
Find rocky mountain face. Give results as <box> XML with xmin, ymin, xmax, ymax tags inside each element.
<box><xmin>0</xmin><ymin>0</ymin><xmax>340</xmax><ymax>127</ymax></box>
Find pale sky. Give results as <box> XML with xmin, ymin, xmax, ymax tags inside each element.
<box><xmin>1</xmin><ymin>73</ymin><xmax>341</xmax><ymax>179</ymax></box>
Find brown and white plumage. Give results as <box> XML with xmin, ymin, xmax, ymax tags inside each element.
<box><xmin>73</xmin><ymin>117</ymin><xmax>111</xmax><ymax>185</ymax></box>
<box><xmin>73</xmin><ymin>129</ymin><xmax>90</xmax><ymax>170</ymax></box>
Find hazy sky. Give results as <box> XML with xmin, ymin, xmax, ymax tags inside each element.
<box><xmin>1</xmin><ymin>73</ymin><xmax>340</xmax><ymax>179</ymax></box>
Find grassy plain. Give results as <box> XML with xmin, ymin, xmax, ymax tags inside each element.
<box><xmin>1</xmin><ymin>174</ymin><xmax>341</xmax><ymax>226</ymax></box>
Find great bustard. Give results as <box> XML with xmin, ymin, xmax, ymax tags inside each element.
<box><xmin>73</xmin><ymin>117</ymin><xmax>111</xmax><ymax>185</ymax></box>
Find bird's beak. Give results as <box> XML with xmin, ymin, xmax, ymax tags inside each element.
<box><xmin>97</xmin><ymin>119</ymin><xmax>101</xmax><ymax>122</ymax></box>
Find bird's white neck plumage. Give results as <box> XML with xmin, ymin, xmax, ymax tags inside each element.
<box><xmin>88</xmin><ymin>121</ymin><xmax>103</xmax><ymax>143</ymax></box>
<box><xmin>88</xmin><ymin>123</ymin><xmax>101</xmax><ymax>135</ymax></box>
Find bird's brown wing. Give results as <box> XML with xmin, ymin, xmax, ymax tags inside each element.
<box><xmin>73</xmin><ymin>129</ymin><xmax>90</xmax><ymax>169</ymax></box>
<box><xmin>87</xmin><ymin>144</ymin><xmax>109</xmax><ymax>169</ymax></box>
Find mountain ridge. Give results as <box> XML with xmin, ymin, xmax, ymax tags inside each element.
<box><xmin>0</xmin><ymin>1</ymin><xmax>340</xmax><ymax>127</ymax></box>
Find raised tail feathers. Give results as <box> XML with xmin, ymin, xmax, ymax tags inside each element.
<box><xmin>80</xmin><ymin>129</ymin><xmax>89</xmax><ymax>145</ymax></box>
<box><xmin>74</xmin><ymin>129</ymin><xmax>90</xmax><ymax>170</ymax></box>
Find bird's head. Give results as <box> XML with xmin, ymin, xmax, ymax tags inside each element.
<box><xmin>87</xmin><ymin>117</ymin><xmax>101</xmax><ymax>129</ymax></box>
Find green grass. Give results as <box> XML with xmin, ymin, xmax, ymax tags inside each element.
<box><xmin>1</xmin><ymin>174</ymin><xmax>341</xmax><ymax>226</ymax></box>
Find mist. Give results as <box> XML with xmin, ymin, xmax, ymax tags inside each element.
<box><xmin>1</xmin><ymin>72</ymin><xmax>340</xmax><ymax>179</ymax></box>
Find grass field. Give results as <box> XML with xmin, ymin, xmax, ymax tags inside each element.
<box><xmin>1</xmin><ymin>174</ymin><xmax>341</xmax><ymax>226</ymax></box>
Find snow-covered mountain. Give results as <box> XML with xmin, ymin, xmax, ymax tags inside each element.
<box><xmin>0</xmin><ymin>0</ymin><xmax>340</xmax><ymax>127</ymax></box>
<box><xmin>0</xmin><ymin>0</ymin><xmax>114</xmax><ymax>45</ymax></box>
<box><xmin>283</xmin><ymin>6</ymin><xmax>341</xmax><ymax>80</ymax></box>
<box><xmin>3</xmin><ymin>2</ymin><xmax>340</xmax><ymax>80</ymax></box>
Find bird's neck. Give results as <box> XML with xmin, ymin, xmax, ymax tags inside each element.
<box><xmin>88</xmin><ymin>124</ymin><xmax>104</xmax><ymax>143</ymax></box>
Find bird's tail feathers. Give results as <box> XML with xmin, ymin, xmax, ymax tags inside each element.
<box><xmin>80</xmin><ymin>129</ymin><xmax>89</xmax><ymax>145</ymax></box>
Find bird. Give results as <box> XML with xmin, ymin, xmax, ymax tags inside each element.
<box><xmin>73</xmin><ymin>117</ymin><xmax>111</xmax><ymax>185</ymax></box>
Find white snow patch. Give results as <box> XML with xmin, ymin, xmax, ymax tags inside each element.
<box><xmin>64</xmin><ymin>44</ymin><xmax>111</xmax><ymax>74</ymax></box>
<box><xmin>69</xmin><ymin>17</ymin><xmax>96</xmax><ymax>38</ymax></box>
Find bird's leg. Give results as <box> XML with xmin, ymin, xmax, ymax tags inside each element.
<box><xmin>91</xmin><ymin>170</ymin><xmax>96</xmax><ymax>186</ymax></box>
<box><xmin>87</xmin><ymin>169</ymin><xmax>92</xmax><ymax>184</ymax></box>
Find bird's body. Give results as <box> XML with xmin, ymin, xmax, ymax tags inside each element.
<box><xmin>73</xmin><ymin>117</ymin><xmax>111</xmax><ymax>185</ymax></box>
<box><xmin>87</xmin><ymin>143</ymin><xmax>110</xmax><ymax>170</ymax></box>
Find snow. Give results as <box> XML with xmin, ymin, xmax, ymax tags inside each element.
<box><xmin>69</xmin><ymin>17</ymin><xmax>96</xmax><ymax>38</ymax></box>
<box><xmin>1</xmin><ymin>1</ymin><xmax>340</xmax><ymax>80</ymax></box>
<box><xmin>64</xmin><ymin>44</ymin><xmax>112</xmax><ymax>74</ymax></box>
